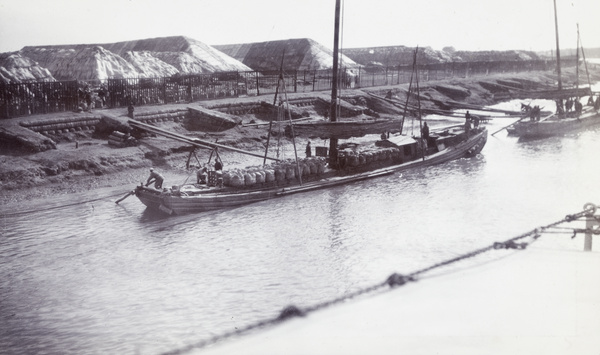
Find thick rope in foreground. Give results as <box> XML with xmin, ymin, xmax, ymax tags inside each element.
<box><xmin>161</xmin><ymin>203</ymin><xmax>597</xmax><ymax>355</ymax></box>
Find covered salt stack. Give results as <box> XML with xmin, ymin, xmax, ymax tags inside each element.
<box><xmin>108</xmin><ymin>131</ymin><xmax>136</xmax><ymax>147</ymax></box>
<box><xmin>0</xmin><ymin>52</ymin><xmax>56</xmax><ymax>84</ymax></box>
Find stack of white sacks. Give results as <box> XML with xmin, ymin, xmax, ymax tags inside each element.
<box><xmin>222</xmin><ymin>157</ymin><xmax>327</xmax><ymax>187</ymax></box>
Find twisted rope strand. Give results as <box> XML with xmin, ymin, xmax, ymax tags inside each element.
<box><xmin>160</xmin><ymin>205</ymin><xmax>596</xmax><ymax>355</ymax></box>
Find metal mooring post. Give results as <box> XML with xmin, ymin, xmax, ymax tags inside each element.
<box><xmin>583</xmin><ymin>203</ymin><xmax>598</xmax><ymax>252</ymax></box>
<box><xmin>585</xmin><ymin>217</ymin><xmax>595</xmax><ymax>251</ymax></box>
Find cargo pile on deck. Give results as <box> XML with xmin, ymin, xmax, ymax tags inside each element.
<box><xmin>222</xmin><ymin>157</ymin><xmax>328</xmax><ymax>187</ymax></box>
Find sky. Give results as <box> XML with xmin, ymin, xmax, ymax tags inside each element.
<box><xmin>0</xmin><ymin>0</ymin><xmax>598</xmax><ymax>54</ymax></box>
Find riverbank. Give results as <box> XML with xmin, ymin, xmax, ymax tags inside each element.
<box><xmin>1</xmin><ymin>67</ymin><xmax>597</xmax><ymax>206</ymax></box>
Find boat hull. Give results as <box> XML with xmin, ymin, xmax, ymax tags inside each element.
<box><xmin>135</xmin><ymin>128</ymin><xmax>488</xmax><ymax>215</ymax></box>
<box><xmin>510</xmin><ymin>109</ymin><xmax>600</xmax><ymax>140</ymax></box>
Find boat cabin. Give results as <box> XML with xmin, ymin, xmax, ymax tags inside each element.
<box><xmin>375</xmin><ymin>127</ymin><xmax>467</xmax><ymax>161</ymax></box>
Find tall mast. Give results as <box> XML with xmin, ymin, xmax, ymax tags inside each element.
<box><xmin>330</xmin><ymin>0</ymin><xmax>340</xmax><ymax>122</ymax></box>
<box><xmin>553</xmin><ymin>0</ymin><xmax>562</xmax><ymax>91</ymax></box>
<box><xmin>263</xmin><ymin>51</ymin><xmax>286</xmax><ymax>165</ymax></box>
<box><xmin>328</xmin><ymin>0</ymin><xmax>341</xmax><ymax>167</ymax></box>
<box><xmin>415</xmin><ymin>47</ymin><xmax>425</xmax><ymax>162</ymax></box>
<box><xmin>578</xmin><ymin>24</ymin><xmax>593</xmax><ymax>90</ymax></box>
<box><xmin>399</xmin><ymin>51</ymin><xmax>417</xmax><ymax>136</ymax></box>
<box><xmin>575</xmin><ymin>24</ymin><xmax>580</xmax><ymax>89</ymax></box>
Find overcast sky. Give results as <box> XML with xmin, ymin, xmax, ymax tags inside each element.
<box><xmin>0</xmin><ymin>0</ymin><xmax>598</xmax><ymax>54</ymax></box>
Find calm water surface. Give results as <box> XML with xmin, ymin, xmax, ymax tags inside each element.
<box><xmin>2</xmin><ymin>102</ymin><xmax>600</xmax><ymax>354</ymax></box>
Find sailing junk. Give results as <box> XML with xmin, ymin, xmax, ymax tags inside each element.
<box><xmin>131</xmin><ymin>0</ymin><xmax>489</xmax><ymax>215</ymax></box>
<box><xmin>507</xmin><ymin>0</ymin><xmax>600</xmax><ymax>139</ymax></box>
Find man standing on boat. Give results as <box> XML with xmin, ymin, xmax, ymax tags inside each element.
<box><xmin>464</xmin><ymin>111</ymin><xmax>471</xmax><ymax>137</ymax></box>
<box><xmin>421</xmin><ymin>122</ymin><xmax>430</xmax><ymax>141</ymax></box>
<box><xmin>574</xmin><ymin>99</ymin><xmax>583</xmax><ymax>117</ymax></box>
<box><xmin>197</xmin><ymin>165</ymin><xmax>208</xmax><ymax>184</ymax></box>
<box><xmin>214</xmin><ymin>156</ymin><xmax>224</xmax><ymax>188</ymax></box>
<box><xmin>214</xmin><ymin>156</ymin><xmax>223</xmax><ymax>171</ymax></box>
<box><xmin>146</xmin><ymin>168</ymin><xmax>164</xmax><ymax>189</ymax></box>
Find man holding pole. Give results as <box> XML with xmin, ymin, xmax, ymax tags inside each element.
<box><xmin>146</xmin><ymin>168</ymin><xmax>164</xmax><ymax>189</ymax></box>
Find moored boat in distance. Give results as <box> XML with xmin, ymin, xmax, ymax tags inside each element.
<box><xmin>507</xmin><ymin>105</ymin><xmax>600</xmax><ymax>139</ymax></box>
<box><xmin>506</xmin><ymin>0</ymin><xmax>600</xmax><ymax>140</ymax></box>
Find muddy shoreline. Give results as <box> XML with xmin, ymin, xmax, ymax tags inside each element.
<box><xmin>1</xmin><ymin>68</ymin><xmax>596</xmax><ymax>207</ymax></box>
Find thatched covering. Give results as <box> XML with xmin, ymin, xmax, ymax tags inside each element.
<box><xmin>122</xmin><ymin>51</ymin><xmax>179</xmax><ymax>78</ymax></box>
<box><xmin>343</xmin><ymin>45</ymin><xmax>453</xmax><ymax>67</ymax></box>
<box><xmin>14</xmin><ymin>36</ymin><xmax>252</xmax><ymax>82</ymax></box>
<box><xmin>4</xmin><ymin>35</ymin><xmax>545</xmax><ymax>83</ymax></box>
<box><xmin>20</xmin><ymin>46</ymin><xmax>138</xmax><ymax>81</ymax></box>
<box><xmin>0</xmin><ymin>52</ymin><xmax>55</xmax><ymax>84</ymax></box>
<box><xmin>103</xmin><ymin>36</ymin><xmax>252</xmax><ymax>73</ymax></box>
<box><xmin>214</xmin><ymin>38</ymin><xmax>359</xmax><ymax>72</ymax></box>
<box><xmin>453</xmin><ymin>50</ymin><xmax>540</xmax><ymax>62</ymax></box>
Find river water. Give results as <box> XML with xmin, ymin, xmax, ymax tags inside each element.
<box><xmin>2</xmin><ymin>98</ymin><xmax>600</xmax><ymax>355</ymax></box>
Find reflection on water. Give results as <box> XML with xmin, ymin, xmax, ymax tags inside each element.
<box><xmin>2</xmin><ymin>117</ymin><xmax>600</xmax><ymax>354</ymax></box>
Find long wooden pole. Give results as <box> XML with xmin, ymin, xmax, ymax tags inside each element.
<box><xmin>400</xmin><ymin>51</ymin><xmax>416</xmax><ymax>135</ymax></box>
<box><xmin>414</xmin><ymin>47</ymin><xmax>425</xmax><ymax>161</ymax></box>
<box><xmin>264</xmin><ymin>51</ymin><xmax>286</xmax><ymax>165</ymax></box>
<box><xmin>553</xmin><ymin>0</ymin><xmax>562</xmax><ymax>91</ymax></box>
<box><xmin>578</xmin><ymin>24</ymin><xmax>593</xmax><ymax>90</ymax></box>
<box><xmin>575</xmin><ymin>24</ymin><xmax>580</xmax><ymax>90</ymax></box>
<box><xmin>280</xmin><ymin>70</ymin><xmax>303</xmax><ymax>185</ymax></box>
<box><xmin>129</xmin><ymin>120</ymin><xmax>279</xmax><ymax>161</ymax></box>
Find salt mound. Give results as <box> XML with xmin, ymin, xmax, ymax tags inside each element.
<box><xmin>214</xmin><ymin>38</ymin><xmax>358</xmax><ymax>72</ymax></box>
<box><xmin>123</xmin><ymin>51</ymin><xmax>179</xmax><ymax>78</ymax></box>
<box><xmin>13</xmin><ymin>36</ymin><xmax>252</xmax><ymax>82</ymax></box>
<box><xmin>0</xmin><ymin>52</ymin><xmax>55</xmax><ymax>84</ymax></box>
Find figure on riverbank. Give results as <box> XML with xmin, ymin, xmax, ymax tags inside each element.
<box><xmin>98</xmin><ymin>85</ymin><xmax>106</xmax><ymax>107</ymax></box>
<box><xmin>306</xmin><ymin>141</ymin><xmax>312</xmax><ymax>158</ymax></box>
<box><xmin>128</xmin><ymin>102</ymin><xmax>135</xmax><ymax>119</ymax></box>
<box><xmin>147</xmin><ymin>168</ymin><xmax>164</xmax><ymax>189</ymax></box>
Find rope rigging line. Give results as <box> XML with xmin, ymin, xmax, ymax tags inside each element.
<box><xmin>0</xmin><ymin>193</ymin><xmax>125</xmax><ymax>217</ymax></box>
<box><xmin>159</xmin><ymin>203</ymin><xmax>598</xmax><ymax>355</ymax></box>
